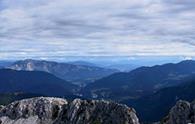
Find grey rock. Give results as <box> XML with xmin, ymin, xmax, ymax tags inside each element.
<box><xmin>161</xmin><ymin>100</ymin><xmax>195</xmax><ymax>124</ymax></box>
<box><xmin>0</xmin><ymin>105</ymin><xmax>4</xmax><ymax>111</ymax></box>
<box><xmin>0</xmin><ymin>97</ymin><xmax>139</xmax><ymax>124</ymax></box>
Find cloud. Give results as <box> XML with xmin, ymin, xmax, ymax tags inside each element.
<box><xmin>0</xmin><ymin>0</ymin><xmax>195</xmax><ymax>60</ymax></box>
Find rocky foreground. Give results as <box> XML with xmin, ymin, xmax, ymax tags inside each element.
<box><xmin>161</xmin><ymin>100</ymin><xmax>195</xmax><ymax>124</ymax></box>
<box><xmin>0</xmin><ymin>97</ymin><xmax>139</xmax><ymax>124</ymax></box>
<box><xmin>1</xmin><ymin>97</ymin><xmax>195</xmax><ymax>124</ymax></box>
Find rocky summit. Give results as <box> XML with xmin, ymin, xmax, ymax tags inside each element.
<box><xmin>0</xmin><ymin>97</ymin><xmax>139</xmax><ymax>124</ymax></box>
<box><xmin>161</xmin><ymin>100</ymin><xmax>195</xmax><ymax>124</ymax></box>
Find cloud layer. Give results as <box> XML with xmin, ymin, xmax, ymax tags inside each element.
<box><xmin>0</xmin><ymin>0</ymin><xmax>195</xmax><ymax>60</ymax></box>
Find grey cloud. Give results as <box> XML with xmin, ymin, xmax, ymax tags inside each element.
<box><xmin>1</xmin><ymin>0</ymin><xmax>195</xmax><ymax>59</ymax></box>
<box><xmin>163</xmin><ymin>0</ymin><xmax>195</xmax><ymax>5</ymax></box>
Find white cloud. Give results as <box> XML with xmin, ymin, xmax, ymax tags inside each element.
<box><xmin>0</xmin><ymin>0</ymin><xmax>195</xmax><ymax>60</ymax></box>
<box><xmin>183</xmin><ymin>56</ymin><xmax>193</xmax><ymax>60</ymax></box>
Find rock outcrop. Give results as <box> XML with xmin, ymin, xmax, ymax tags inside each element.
<box><xmin>161</xmin><ymin>100</ymin><xmax>195</xmax><ymax>124</ymax></box>
<box><xmin>0</xmin><ymin>97</ymin><xmax>139</xmax><ymax>124</ymax></box>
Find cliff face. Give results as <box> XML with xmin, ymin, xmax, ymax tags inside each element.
<box><xmin>0</xmin><ymin>97</ymin><xmax>139</xmax><ymax>124</ymax></box>
<box><xmin>161</xmin><ymin>100</ymin><xmax>195</xmax><ymax>124</ymax></box>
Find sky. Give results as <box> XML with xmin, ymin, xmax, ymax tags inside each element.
<box><xmin>0</xmin><ymin>0</ymin><xmax>195</xmax><ymax>60</ymax></box>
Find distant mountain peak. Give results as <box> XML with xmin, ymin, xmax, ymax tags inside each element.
<box><xmin>67</xmin><ymin>60</ymin><xmax>97</xmax><ymax>67</ymax></box>
<box><xmin>7</xmin><ymin>59</ymin><xmax>118</xmax><ymax>86</ymax></box>
<box><xmin>178</xmin><ymin>60</ymin><xmax>195</xmax><ymax>64</ymax></box>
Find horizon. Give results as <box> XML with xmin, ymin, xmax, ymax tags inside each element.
<box><xmin>0</xmin><ymin>56</ymin><xmax>194</xmax><ymax>67</ymax></box>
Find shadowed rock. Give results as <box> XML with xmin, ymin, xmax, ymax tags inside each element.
<box><xmin>161</xmin><ymin>100</ymin><xmax>195</xmax><ymax>124</ymax></box>
<box><xmin>0</xmin><ymin>97</ymin><xmax>139</xmax><ymax>124</ymax></box>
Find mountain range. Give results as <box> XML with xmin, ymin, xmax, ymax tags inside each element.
<box><xmin>1</xmin><ymin>59</ymin><xmax>195</xmax><ymax>123</ymax></box>
<box><xmin>105</xmin><ymin>63</ymin><xmax>140</xmax><ymax>72</ymax></box>
<box><xmin>67</xmin><ymin>61</ymin><xmax>97</xmax><ymax>67</ymax></box>
<box><xmin>83</xmin><ymin>60</ymin><xmax>195</xmax><ymax>100</ymax></box>
<box><xmin>122</xmin><ymin>74</ymin><xmax>195</xmax><ymax>122</ymax></box>
<box><xmin>0</xmin><ymin>69</ymin><xmax>78</xmax><ymax>97</ymax></box>
<box><xmin>7</xmin><ymin>59</ymin><xmax>118</xmax><ymax>86</ymax></box>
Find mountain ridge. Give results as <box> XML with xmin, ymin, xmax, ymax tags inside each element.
<box><xmin>122</xmin><ymin>73</ymin><xmax>195</xmax><ymax>122</ymax></box>
<box><xmin>0</xmin><ymin>69</ymin><xmax>78</xmax><ymax>97</ymax></box>
<box><xmin>0</xmin><ymin>97</ymin><xmax>140</xmax><ymax>124</ymax></box>
<box><xmin>7</xmin><ymin>59</ymin><xmax>118</xmax><ymax>86</ymax></box>
<box><xmin>84</xmin><ymin>60</ymin><xmax>195</xmax><ymax>99</ymax></box>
